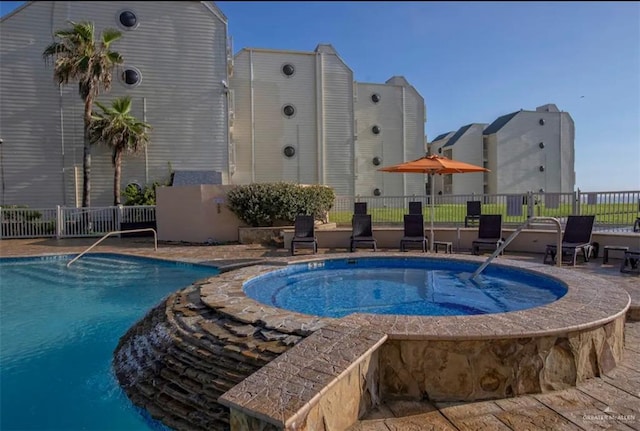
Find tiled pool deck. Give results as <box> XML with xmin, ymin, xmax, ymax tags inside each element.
<box><xmin>1</xmin><ymin>237</ymin><xmax>639</xmax><ymax>430</ymax></box>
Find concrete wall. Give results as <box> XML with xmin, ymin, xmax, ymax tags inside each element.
<box><xmin>156</xmin><ymin>184</ymin><xmax>243</xmax><ymax>243</ymax></box>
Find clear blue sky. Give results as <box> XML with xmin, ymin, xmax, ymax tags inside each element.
<box><xmin>2</xmin><ymin>1</ymin><xmax>639</xmax><ymax>192</ymax></box>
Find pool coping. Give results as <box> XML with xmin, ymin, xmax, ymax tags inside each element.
<box><xmin>200</xmin><ymin>252</ymin><xmax>631</xmax><ymax>341</ymax></box>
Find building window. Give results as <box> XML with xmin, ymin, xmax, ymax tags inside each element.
<box><xmin>539</xmin><ymin>118</ymin><xmax>545</xmax><ymax>125</ymax></box>
<box><xmin>117</xmin><ymin>10</ymin><xmax>138</xmax><ymax>30</ymax></box>
<box><xmin>282</xmin><ymin>104</ymin><xmax>296</xmax><ymax>118</ymax></box>
<box><xmin>371</xmin><ymin>93</ymin><xmax>381</xmax><ymax>103</ymax></box>
<box><xmin>373</xmin><ymin>188</ymin><xmax>381</xmax><ymax>196</ymax></box>
<box><xmin>282</xmin><ymin>63</ymin><xmax>295</xmax><ymax>77</ymax></box>
<box><xmin>372</xmin><ymin>156</ymin><xmax>382</xmax><ymax>166</ymax></box>
<box><xmin>283</xmin><ymin>146</ymin><xmax>296</xmax><ymax>158</ymax></box>
<box><xmin>121</xmin><ymin>67</ymin><xmax>141</xmax><ymax>87</ymax></box>
<box><xmin>372</xmin><ymin>125</ymin><xmax>381</xmax><ymax>135</ymax></box>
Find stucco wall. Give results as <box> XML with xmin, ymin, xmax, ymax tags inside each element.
<box><xmin>156</xmin><ymin>184</ymin><xmax>243</xmax><ymax>243</ymax></box>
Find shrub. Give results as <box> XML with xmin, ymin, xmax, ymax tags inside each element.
<box><xmin>123</xmin><ymin>181</ymin><xmax>166</xmax><ymax>206</ymax></box>
<box><xmin>226</xmin><ymin>182</ymin><xmax>335</xmax><ymax>227</ymax></box>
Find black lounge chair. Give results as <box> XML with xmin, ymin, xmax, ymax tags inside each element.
<box><xmin>408</xmin><ymin>201</ymin><xmax>423</xmax><ymax>215</ymax></box>
<box><xmin>465</xmin><ymin>200</ymin><xmax>481</xmax><ymax>227</ymax></box>
<box><xmin>400</xmin><ymin>214</ymin><xmax>428</xmax><ymax>252</ymax></box>
<box><xmin>291</xmin><ymin>215</ymin><xmax>318</xmax><ymax>256</ymax></box>
<box><xmin>543</xmin><ymin>215</ymin><xmax>595</xmax><ymax>266</ymax></box>
<box><xmin>472</xmin><ymin>214</ymin><xmax>504</xmax><ymax>255</ymax></box>
<box><xmin>350</xmin><ymin>214</ymin><xmax>377</xmax><ymax>252</ymax></box>
<box><xmin>354</xmin><ymin>202</ymin><xmax>368</xmax><ymax>215</ymax></box>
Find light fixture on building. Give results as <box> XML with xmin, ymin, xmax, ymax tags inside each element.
<box><xmin>539</xmin><ymin>142</ymin><xmax>545</xmax><ymax>149</ymax></box>
<box><xmin>372</xmin><ymin>156</ymin><xmax>382</xmax><ymax>166</ymax></box>
<box><xmin>539</xmin><ymin>166</ymin><xmax>545</xmax><ymax>172</ymax></box>
<box><xmin>373</xmin><ymin>188</ymin><xmax>381</xmax><ymax>196</ymax></box>
<box><xmin>539</xmin><ymin>119</ymin><xmax>545</xmax><ymax>125</ymax></box>
<box><xmin>371</xmin><ymin>93</ymin><xmax>381</xmax><ymax>103</ymax></box>
<box><xmin>372</xmin><ymin>125</ymin><xmax>381</xmax><ymax>135</ymax></box>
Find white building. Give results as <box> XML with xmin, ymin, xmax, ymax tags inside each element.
<box><xmin>428</xmin><ymin>104</ymin><xmax>575</xmax><ymax>195</ymax></box>
<box><xmin>229</xmin><ymin>46</ymin><xmax>426</xmax><ymax>197</ymax></box>
<box><xmin>1</xmin><ymin>1</ymin><xmax>426</xmax><ymax>207</ymax></box>
<box><xmin>354</xmin><ymin>77</ymin><xmax>426</xmax><ymax>197</ymax></box>
<box><xmin>0</xmin><ymin>1</ymin><xmax>231</xmax><ymax>207</ymax></box>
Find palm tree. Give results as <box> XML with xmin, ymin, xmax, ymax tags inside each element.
<box><xmin>89</xmin><ymin>96</ymin><xmax>151</xmax><ymax>206</ymax></box>
<box><xmin>43</xmin><ymin>21</ymin><xmax>123</xmax><ymax>207</ymax></box>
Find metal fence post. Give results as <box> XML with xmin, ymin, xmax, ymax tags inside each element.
<box><xmin>526</xmin><ymin>191</ymin><xmax>534</xmax><ymax>219</ymax></box>
<box><xmin>573</xmin><ymin>190</ymin><xmax>580</xmax><ymax>215</ymax></box>
<box><xmin>117</xmin><ymin>205</ymin><xmax>123</xmax><ymax>236</ymax></box>
<box><xmin>56</xmin><ymin>205</ymin><xmax>63</xmax><ymax>239</ymax></box>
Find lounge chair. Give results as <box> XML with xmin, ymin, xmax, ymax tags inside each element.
<box><xmin>472</xmin><ymin>214</ymin><xmax>504</xmax><ymax>255</ymax></box>
<box><xmin>543</xmin><ymin>215</ymin><xmax>595</xmax><ymax>266</ymax></box>
<box><xmin>465</xmin><ymin>200</ymin><xmax>481</xmax><ymax>227</ymax></box>
<box><xmin>408</xmin><ymin>201</ymin><xmax>423</xmax><ymax>215</ymax></box>
<box><xmin>290</xmin><ymin>215</ymin><xmax>318</xmax><ymax>256</ymax></box>
<box><xmin>400</xmin><ymin>214</ymin><xmax>428</xmax><ymax>252</ymax></box>
<box><xmin>354</xmin><ymin>202</ymin><xmax>368</xmax><ymax>215</ymax></box>
<box><xmin>350</xmin><ymin>214</ymin><xmax>377</xmax><ymax>252</ymax></box>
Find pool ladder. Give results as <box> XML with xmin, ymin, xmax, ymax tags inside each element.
<box><xmin>471</xmin><ymin>217</ymin><xmax>562</xmax><ymax>280</ymax></box>
<box><xmin>67</xmin><ymin>228</ymin><xmax>158</xmax><ymax>267</ymax></box>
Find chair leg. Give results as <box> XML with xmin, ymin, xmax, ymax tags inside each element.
<box><xmin>291</xmin><ymin>244</ymin><xmax>295</xmax><ymax>256</ymax></box>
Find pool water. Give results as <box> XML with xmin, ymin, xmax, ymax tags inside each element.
<box><xmin>0</xmin><ymin>253</ymin><xmax>219</xmax><ymax>431</ymax></box>
<box><xmin>244</xmin><ymin>257</ymin><xmax>567</xmax><ymax>318</ymax></box>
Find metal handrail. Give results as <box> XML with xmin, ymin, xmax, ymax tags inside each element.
<box><xmin>67</xmin><ymin>228</ymin><xmax>158</xmax><ymax>267</ymax></box>
<box><xmin>471</xmin><ymin>217</ymin><xmax>562</xmax><ymax>280</ymax></box>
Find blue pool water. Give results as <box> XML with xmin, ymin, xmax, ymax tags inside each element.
<box><xmin>0</xmin><ymin>253</ymin><xmax>219</xmax><ymax>431</ymax></box>
<box><xmin>244</xmin><ymin>257</ymin><xmax>567</xmax><ymax>318</ymax></box>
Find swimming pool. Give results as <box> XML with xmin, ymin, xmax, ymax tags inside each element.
<box><xmin>0</xmin><ymin>253</ymin><xmax>219</xmax><ymax>431</ymax></box>
<box><xmin>243</xmin><ymin>257</ymin><xmax>568</xmax><ymax>318</ymax></box>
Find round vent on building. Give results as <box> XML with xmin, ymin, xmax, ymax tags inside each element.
<box><xmin>373</xmin><ymin>188</ymin><xmax>381</xmax><ymax>196</ymax></box>
<box><xmin>539</xmin><ymin>142</ymin><xmax>545</xmax><ymax>149</ymax></box>
<box><xmin>121</xmin><ymin>67</ymin><xmax>141</xmax><ymax>87</ymax></box>
<box><xmin>539</xmin><ymin>119</ymin><xmax>545</xmax><ymax>125</ymax></box>
<box><xmin>125</xmin><ymin>182</ymin><xmax>142</xmax><ymax>195</ymax></box>
<box><xmin>372</xmin><ymin>156</ymin><xmax>382</xmax><ymax>166</ymax></box>
<box><xmin>539</xmin><ymin>166</ymin><xmax>545</xmax><ymax>172</ymax></box>
<box><xmin>118</xmin><ymin>10</ymin><xmax>138</xmax><ymax>29</ymax></box>
<box><xmin>371</xmin><ymin>93</ymin><xmax>381</xmax><ymax>103</ymax></box>
<box><xmin>372</xmin><ymin>125</ymin><xmax>381</xmax><ymax>135</ymax></box>
<box><xmin>282</xmin><ymin>63</ymin><xmax>295</xmax><ymax>77</ymax></box>
<box><xmin>283</xmin><ymin>146</ymin><xmax>296</xmax><ymax>158</ymax></box>
<box><xmin>282</xmin><ymin>104</ymin><xmax>296</xmax><ymax>118</ymax></box>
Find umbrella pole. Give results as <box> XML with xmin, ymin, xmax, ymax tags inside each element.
<box><xmin>430</xmin><ymin>172</ymin><xmax>435</xmax><ymax>252</ymax></box>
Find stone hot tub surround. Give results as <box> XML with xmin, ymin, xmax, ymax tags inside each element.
<box><xmin>113</xmin><ymin>253</ymin><xmax>631</xmax><ymax>431</ymax></box>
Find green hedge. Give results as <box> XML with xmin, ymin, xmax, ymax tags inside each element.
<box><xmin>226</xmin><ymin>182</ymin><xmax>335</xmax><ymax>227</ymax></box>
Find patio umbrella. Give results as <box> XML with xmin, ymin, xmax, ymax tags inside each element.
<box><xmin>378</xmin><ymin>154</ymin><xmax>490</xmax><ymax>251</ymax></box>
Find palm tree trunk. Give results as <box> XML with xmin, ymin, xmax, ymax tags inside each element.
<box><xmin>82</xmin><ymin>96</ymin><xmax>93</xmax><ymax>208</ymax></box>
<box><xmin>114</xmin><ymin>150</ymin><xmax>122</xmax><ymax>206</ymax></box>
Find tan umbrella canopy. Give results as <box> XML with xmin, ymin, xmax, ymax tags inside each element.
<box><xmin>378</xmin><ymin>154</ymin><xmax>490</xmax><ymax>251</ymax></box>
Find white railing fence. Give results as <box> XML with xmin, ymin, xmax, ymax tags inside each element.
<box><xmin>329</xmin><ymin>190</ymin><xmax>640</xmax><ymax>232</ymax></box>
<box><xmin>1</xmin><ymin>190</ymin><xmax>638</xmax><ymax>239</ymax></box>
<box><xmin>0</xmin><ymin>205</ymin><xmax>156</xmax><ymax>239</ymax></box>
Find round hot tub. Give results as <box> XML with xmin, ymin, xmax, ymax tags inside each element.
<box><xmin>243</xmin><ymin>256</ymin><xmax>568</xmax><ymax>317</ymax></box>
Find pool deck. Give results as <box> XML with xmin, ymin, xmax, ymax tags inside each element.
<box><xmin>1</xmin><ymin>237</ymin><xmax>639</xmax><ymax>430</ymax></box>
